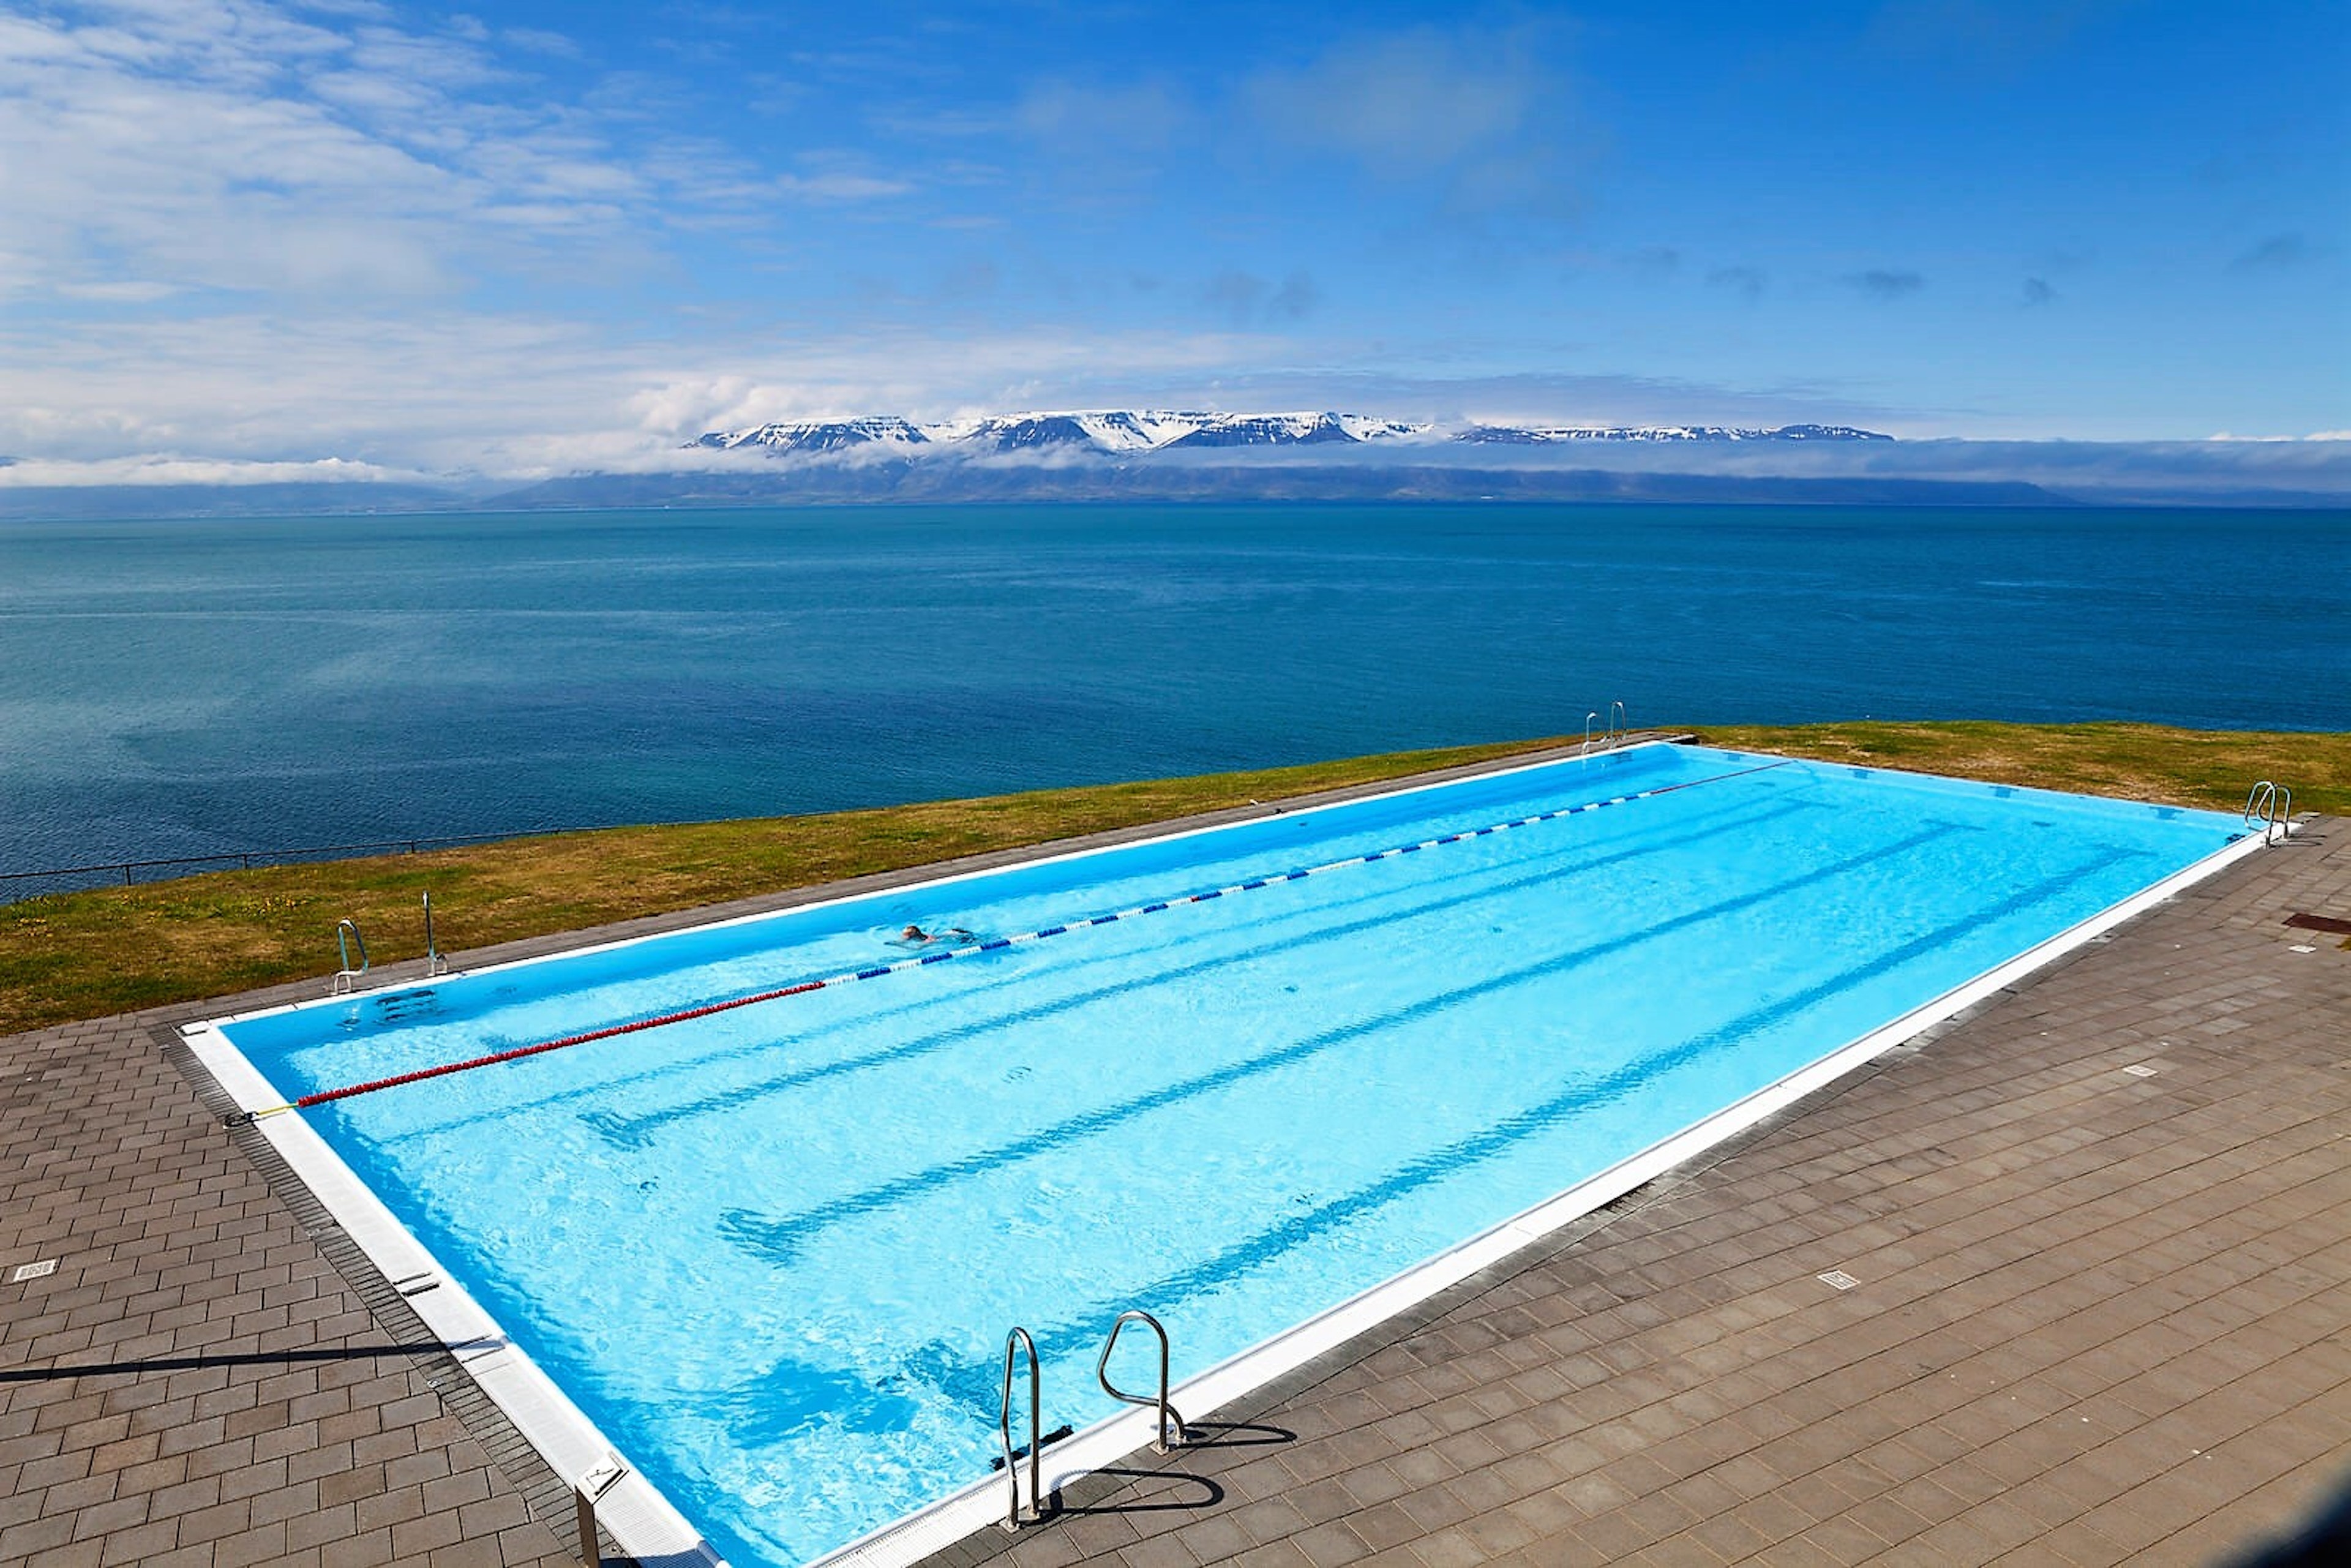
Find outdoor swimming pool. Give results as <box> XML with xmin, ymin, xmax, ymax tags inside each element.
<box><xmin>189</xmin><ymin>745</ymin><xmax>2257</xmax><ymax>1567</ymax></box>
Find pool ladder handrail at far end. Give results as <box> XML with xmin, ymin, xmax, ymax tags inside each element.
<box><xmin>1581</xmin><ymin>702</ymin><xmax>1632</xmax><ymax>757</ymax></box>
<box><xmin>2243</xmin><ymin>780</ymin><xmax>2294</xmax><ymax>846</ymax></box>
<box><xmin>329</xmin><ymin>918</ymin><xmax>370</xmax><ymax>994</ymax></box>
<box><xmin>1097</xmin><ymin>1308</ymin><xmax>1190</xmax><ymax>1455</ymax></box>
<box><xmin>422</xmin><ymin>890</ymin><xmax>450</xmax><ymax>977</ymax></box>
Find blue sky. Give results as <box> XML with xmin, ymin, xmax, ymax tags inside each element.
<box><xmin>0</xmin><ymin>0</ymin><xmax>2345</xmax><ymax>480</ymax></box>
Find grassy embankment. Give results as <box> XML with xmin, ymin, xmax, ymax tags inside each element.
<box><xmin>2</xmin><ymin>721</ymin><xmax>2343</xmax><ymax>1037</ymax></box>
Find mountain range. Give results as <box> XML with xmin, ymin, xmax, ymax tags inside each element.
<box><xmin>9</xmin><ymin>413</ymin><xmax>2344</xmax><ymax>518</ymax></box>
<box><xmin>690</xmin><ymin>410</ymin><xmax>1894</xmax><ymax>460</ymax></box>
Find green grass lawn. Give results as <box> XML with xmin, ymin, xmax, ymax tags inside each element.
<box><xmin>3</xmin><ymin>721</ymin><xmax>2341</xmax><ymax>1037</ymax></box>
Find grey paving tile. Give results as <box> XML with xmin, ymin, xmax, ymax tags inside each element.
<box><xmin>932</xmin><ymin>821</ymin><xmax>2351</xmax><ymax>1567</ymax></box>
<box><xmin>10</xmin><ymin>798</ymin><xmax>2349</xmax><ymax>1568</ymax></box>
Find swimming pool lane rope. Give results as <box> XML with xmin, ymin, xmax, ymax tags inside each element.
<box><xmin>234</xmin><ymin>757</ymin><xmax>1795</xmax><ymax>1120</ymax></box>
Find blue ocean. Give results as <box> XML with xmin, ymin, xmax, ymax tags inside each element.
<box><xmin>2</xmin><ymin>502</ymin><xmax>2344</xmax><ymax>887</ymax></box>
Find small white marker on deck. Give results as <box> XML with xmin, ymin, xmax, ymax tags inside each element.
<box><xmin>2123</xmin><ymin>1063</ymin><xmax>2159</xmax><ymax>1078</ymax></box>
<box><xmin>10</xmin><ymin>1259</ymin><xmax>59</xmax><ymax>1283</ymax></box>
<box><xmin>1818</xmin><ymin>1270</ymin><xmax>1859</xmax><ymax>1291</ymax></box>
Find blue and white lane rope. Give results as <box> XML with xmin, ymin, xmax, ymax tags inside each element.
<box><xmin>261</xmin><ymin>757</ymin><xmax>1794</xmax><ymax>1113</ymax></box>
<box><xmin>898</xmin><ymin>756</ymin><xmax>1792</xmax><ymax>967</ymax></box>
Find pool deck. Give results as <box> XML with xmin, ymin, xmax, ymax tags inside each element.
<box><xmin>3</xmin><ymin>767</ymin><xmax>2346</xmax><ymax>1567</ymax></box>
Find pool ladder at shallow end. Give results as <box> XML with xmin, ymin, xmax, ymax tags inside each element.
<box><xmin>996</xmin><ymin>1308</ymin><xmax>1190</xmax><ymax>1532</ymax></box>
<box><xmin>998</xmin><ymin>1327</ymin><xmax>1047</xmax><ymax>1531</ymax></box>
<box><xmin>1097</xmin><ymin>1308</ymin><xmax>1190</xmax><ymax>1455</ymax></box>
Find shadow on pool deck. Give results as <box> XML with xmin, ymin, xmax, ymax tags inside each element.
<box><xmin>2</xmin><ymin>765</ymin><xmax>2346</xmax><ymax>1568</ymax></box>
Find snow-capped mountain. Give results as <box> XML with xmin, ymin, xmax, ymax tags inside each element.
<box><xmin>693</xmin><ymin>410</ymin><xmax>1439</xmax><ymax>457</ymax></box>
<box><xmin>1454</xmin><ymin>422</ymin><xmax>1893</xmax><ymax>444</ymax></box>
<box><xmin>694</xmin><ymin>410</ymin><xmax>1894</xmax><ymax>460</ymax></box>
<box><xmin>694</xmin><ymin>415</ymin><xmax>935</xmax><ymax>456</ymax></box>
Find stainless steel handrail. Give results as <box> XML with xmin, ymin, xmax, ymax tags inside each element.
<box><xmin>422</xmin><ymin>891</ymin><xmax>449</xmax><ymax>977</ymax></box>
<box><xmin>1610</xmin><ymin>700</ymin><xmax>1628</xmax><ymax>746</ymax></box>
<box><xmin>999</xmin><ymin>1327</ymin><xmax>1044</xmax><ymax>1530</ymax></box>
<box><xmin>1097</xmin><ymin>1308</ymin><xmax>1187</xmax><ymax>1455</ymax></box>
<box><xmin>1581</xmin><ymin>710</ymin><xmax>1600</xmax><ymax>755</ymax></box>
<box><xmin>2243</xmin><ymin>781</ymin><xmax>2293</xmax><ymax>846</ymax></box>
<box><xmin>331</xmin><ymin>918</ymin><xmax>370</xmax><ymax>994</ymax></box>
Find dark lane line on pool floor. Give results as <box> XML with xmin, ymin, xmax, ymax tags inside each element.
<box><xmin>717</xmin><ymin>818</ymin><xmax>1967</xmax><ymax>1266</ymax></box>
<box><xmin>284</xmin><ymin>760</ymin><xmax>1802</xmax><ymax>1122</ymax></box>
<box><xmin>994</xmin><ymin>842</ymin><xmax>2148</xmax><ymax>1362</ymax></box>
<box><xmin>574</xmin><ymin>797</ymin><xmax>1825</xmax><ymax>1150</ymax></box>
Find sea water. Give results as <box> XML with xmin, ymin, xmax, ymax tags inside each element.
<box><xmin>1</xmin><ymin>501</ymin><xmax>2343</xmax><ymax>884</ymax></box>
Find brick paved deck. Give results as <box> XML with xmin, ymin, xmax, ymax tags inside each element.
<box><xmin>4</xmin><ymin>788</ymin><xmax>2345</xmax><ymax>1568</ymax></box>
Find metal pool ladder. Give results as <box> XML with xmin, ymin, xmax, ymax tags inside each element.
<box><xmin>1098</xmin><ymin>1309</ymin><xmax>1189</xmax><ymax>1454</ymax></box>
<box><xmin>2244</xmin><ymin>781</ymin><xmax>2293</xmax><ymax>845</ymax></box>
<box><xmin>1581</xmin><ymin>702</ymin><xmax>1631</xmax><ymax>756</ymax></box>
<box><xmin>330</xmin><ymin>918</ymin><xmax>370</xmax><ymax>994</ymax></box>
<box><xmin>998</xmin><ymin>1327</ymin><xmax>1046</xmax><ymax>1531</ymax></box>
<box><xmin>422</xmin><ymin>891</ymin><xmax>449</xmax><ymax>977</ymax></box>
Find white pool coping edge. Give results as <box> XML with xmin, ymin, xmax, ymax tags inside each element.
<box><xmin>182</xmin><ymin>1021</ymin><xmax>727</xmax><ymax>1567</ymax></box>
<box><xmin>815</xmin><ymin>816</ymin><xmax>2278</xmax><ymax>1567</ymax></box>
<box><xmin>178</xmin><ymin>752</ymin><xmax>2278</xmax><ymax>1568</ymax></box>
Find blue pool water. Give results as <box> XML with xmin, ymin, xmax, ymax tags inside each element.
<box><xmin>216</xmin><ymin>745</ymin><xmax>2246</xmax><ymax>1565</ymax></box>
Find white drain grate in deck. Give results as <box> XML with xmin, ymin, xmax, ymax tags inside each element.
<box><xmin>1818</xmin><ymin>1270</ymin><xmax>1860</xmax><ymax>1291</ymax></box>
<box><xmin>10</xmin><ymin>1259</ymin><xmax>59</xmax><ymax>1283</ymax></box>
<box><xmin>2123</xmin><ymin>1063</ymin><xmax>2160</xmax><ymax>1078</ymax></box>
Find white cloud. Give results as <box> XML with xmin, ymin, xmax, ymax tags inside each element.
<box><xmin>774</xmin><ymin>170</ymin><xmax>914</xmax><ymax>201</ymax></box>
<box><xmin>0</xmin><ymin>453</ymin><xmax>413</xmax><ymax>487</ymax></box>
<box><xmin>1240</xmin><ymin>22</ymin><xmax>1584</xmax><ymax>217</ymax></box>
<box><xmin>504</xmin><ymin>26</ymin><xmax>586</xmax><ymax>61</ymax></box>
<box><xmin>1014</xmin><ymin>77</ymin><xmax>1188</xmax><ymax>154</ymax></box>
<box><xmin>1247</xmin><ymin>33</ymin><xmax>1535</xmax><ymax>173</ymax></box>
<box><xmin>0</xmin><ymin>1</ymin><xmax>705</xmax><ymax>308</ymax></box>
<box><xmin>0</xmin><ymin>293</ymin><xmax>1303</xmax><ymax>476</ymax></box>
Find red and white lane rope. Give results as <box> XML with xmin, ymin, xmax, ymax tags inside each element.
<box><xmin>234</xmin><ymin>757</ymin><xmax>1793</xmax><ymax>1120</ymax></box>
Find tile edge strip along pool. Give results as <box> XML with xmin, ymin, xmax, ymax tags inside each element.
<box><xmin>179</xmin><ymin>743</ymin><xmax>2278</xmax><ymax>1568</ymax></box>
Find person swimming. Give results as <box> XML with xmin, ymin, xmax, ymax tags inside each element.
<box><xmin>899</xmin><ymin>924</ymin><xmax>977</xmax><ymax>946</ymax></box>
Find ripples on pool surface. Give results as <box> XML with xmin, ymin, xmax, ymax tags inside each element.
<box><xmin>219</xmin><ymin>744</ymin><xmax>2245</xmax><ymax>1566</ymax></box>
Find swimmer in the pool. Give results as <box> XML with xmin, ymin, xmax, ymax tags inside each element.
<box><xmin>900</xmin><ymin>924</ymin><xmax>977</xmax><ymax>946</ymax></box>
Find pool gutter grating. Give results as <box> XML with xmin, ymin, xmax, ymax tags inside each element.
<box><xmin>157</xmin><ymin>1021</ymin><xmax>671</xmax><ymax>1568</ymax></box>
